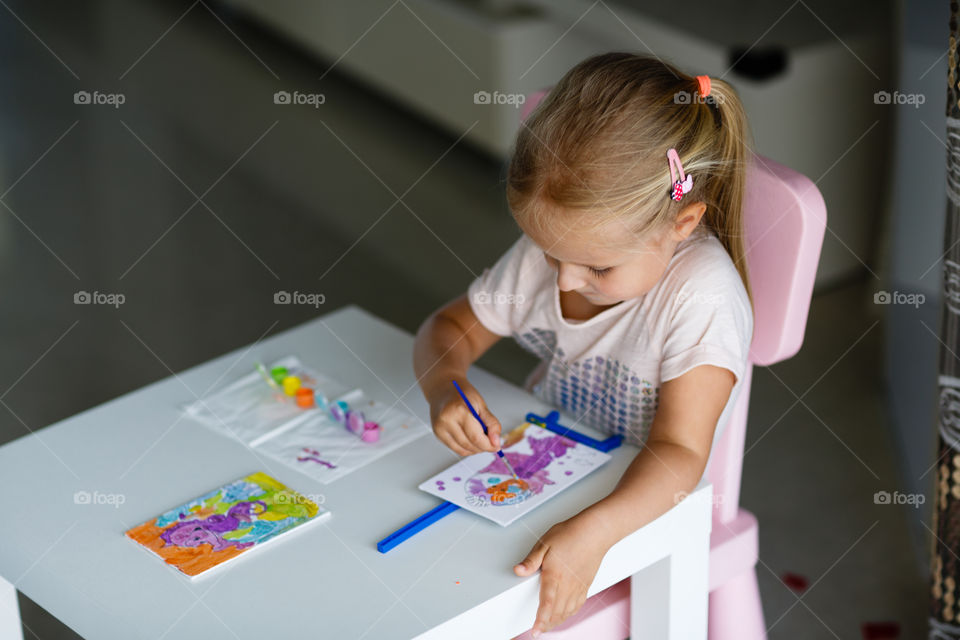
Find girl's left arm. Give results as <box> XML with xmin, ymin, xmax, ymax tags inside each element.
<box><xmin>515</xmin><ymin>363</ymin><xmax>736</xmax><ymax>637</ymax></box>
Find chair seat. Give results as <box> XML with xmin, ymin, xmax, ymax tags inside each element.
<box><xmin>709</xmin><ymin>509</ymin><xmax>759</xmax><ymax>591</ymax></box>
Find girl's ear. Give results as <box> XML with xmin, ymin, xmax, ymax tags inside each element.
<box><xmin>674</xmin><ymin>201</ymin><xmax>707</xmax><ymax>240</ymax></box>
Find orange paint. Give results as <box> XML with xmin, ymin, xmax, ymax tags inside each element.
<box><xmin>126</xmin><ymin>520</ymin><xmax>245</xmax><ymax>577</ymax></box>
<box><xmin>503</xmin><ymin>423</ymin><xmax>531</xmax><ymax>448</ymax></box>
<box><xmin>295</xmin><ymin>387</ymin><xmax>315</xmax><ymax>408</ymax></box>
<box><xmin>486</xmin><ymin>478</ymin><xmax>530</xmax><ymax>504</ymax></box>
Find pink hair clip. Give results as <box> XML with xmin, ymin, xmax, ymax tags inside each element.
<box><xmin>666</xmin><ymin>148</ymin><xmax>693</xmax><ymax>201</ymax></box>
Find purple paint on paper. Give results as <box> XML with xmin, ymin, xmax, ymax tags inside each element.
<box><xmin>160</xmin><ymin>501</ymin><xmax>265</xmax><ymax>551</ymax></box>
<box><xmin>466</xmin><ymin>433</ymin><xmax>578</xmax><ymax>502</ymax></box>
<box><xmin>478</xmin><ymin>434</ymin><xmax>575</xmax><ymax>479</ymax></box>
<box><xmin>296</xmin><ymin>447</ymin><xmax>336</xmax><ymax>469</ymax></box>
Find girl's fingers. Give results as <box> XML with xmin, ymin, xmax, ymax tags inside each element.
<box><xmin>436</xmin><ymin>422</ymin><xmax>472</xmax><ymax>456</ymax></box>
<box><xmin>451</xmin><ymin>402</ymin><xmax>493</xmax><ymax>453</ymax></box>
<box><xmin>458</xmin><ymin>384</ymin><xmax>498</xmax><ymax>451</ymax></box>
<box><xmin>435</xmin><ymin>402</ymin><xmax>482</xmax><ymax>455</ymax></box>
<box><xmin>482</xmin><ymin>408</ymin><xmax>503</xmax><ymax>449</ymax></box>
<box><xmin>568</xmin><ymin>594</ymin><xmax>587</xmax><ymax>623</ymax></box>
<box><xmin>534</xmin><ymin>572</ymin><xmax>559</xmax><ymax>635</ymax></box>
<box><xmin>545</xmin><ymin>586</ymin><xmax>579</xmax><ymax>631</ymax></box>
<box><xmin>441</xmin><ymin>434</ymin><xmax>470</xmax><ymax>457</ymax></box>
<box><xmin>447</xmin><ymin>427</ymin><xmax>476</xmax><ymax>456</ymax></box>
<box><xmin>545</xmin><ymin>581</ymin><xmax>568</xmax><ymax>630</ymax></box>
<box><xmin>464</xmin><ymin>420</ymin><xmax>493</xmax><ymax>452</ymax></box>
<box><xmin>514</xmin><ymin>541</ymin><xmax>548</xmax><ymax>575</ymax></box>
<box><xmin>451</xmin><ymin>417</ymin><xmax>484</xmax><ymax>455</ymax></box>
<box><xmin>557</xmin><ymin>593</ymin><xmax>580</xmax><ymax>628</ymax></box>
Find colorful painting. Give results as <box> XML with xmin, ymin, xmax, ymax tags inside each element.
<box><xmin>418</xmin><ymin>423</ymin><xmax>612</xmax><ymax>526</ymax></box>
<box><xmin>126</xmin><ymin>472</ymin><xmax>328</xmax><ymax>578</ymax></box>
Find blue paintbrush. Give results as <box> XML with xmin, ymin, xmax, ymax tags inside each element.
<box><xmin>451</xmin><ymin>380</ymin><xmax>521</xmax><ymax>482</ymax></box>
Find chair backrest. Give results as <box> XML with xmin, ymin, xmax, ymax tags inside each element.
<box><xmin>519</xmin><ymin>89</ymin><xmax>827</xmax><ymax>521</ymax></box>
<box><xmin>708</xmin><ymin>153</ymin><xmax>826</xmax><ymax>520</ymax></box>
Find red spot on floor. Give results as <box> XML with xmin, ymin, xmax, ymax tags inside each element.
<box><xmin>861</xmin><ymin>621</ymin><xmax>900</xmax><ymax>639</ymax></box>
<box><xmin>781</xmin><ymin>572</ymin><xmax>809</xmax><ymax>593</ymax></box>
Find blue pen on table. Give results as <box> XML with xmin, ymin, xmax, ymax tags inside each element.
<box><xmin>451</xmin><ymin>380</ymin><xmax>521</xmax><ymax>482</ymax></box>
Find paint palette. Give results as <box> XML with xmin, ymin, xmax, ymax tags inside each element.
<box><xmin>419</xmin><ymin>422</ymin><xmax>612</xmax><ymax>526</ymax></box>
<box><xmin>185</xmin><ymin>356</ymin><xmax>353</xmax><ymax>446</ymax></box>
<box><xmin>183</xmin><ymin>356</ymin><xmax>431</xmax><ymax>484</ymax></box>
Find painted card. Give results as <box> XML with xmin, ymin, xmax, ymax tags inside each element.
<box><xmin>126</xmin><ymin>471</ymin><xmax>328</xmax><ymax>579</ymax></box>
<box><xmin>418</xmin><ymin>422</ymin><xmax>612</xmax><ymax>526</ymax></box>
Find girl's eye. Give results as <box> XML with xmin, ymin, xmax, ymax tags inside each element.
<box><xmin>589</xmin><ymin>266</ymin><xmax>612</xmax><ymax>278</ymax></box>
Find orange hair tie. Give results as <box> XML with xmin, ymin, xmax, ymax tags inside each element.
<box><xmin>696</xmin><ymin>74</ymin><xmax>711</xmax><ymax>99</ymax></box>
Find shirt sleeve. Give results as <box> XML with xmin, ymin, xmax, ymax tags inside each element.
<box><xmin>466</xmin><ymin>234</ymin><xmax>532</xmax><ymax>337</ymax></box>
<box><xmin>659</xmin><ymin>280</ymin><xmax>753</xmax><ymax>385</ymax></box>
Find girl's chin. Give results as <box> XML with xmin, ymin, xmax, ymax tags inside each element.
<box><xmin>579</xmin><ymin>291</ymin><xmax>619</xmax><ymax>305</ymax></box>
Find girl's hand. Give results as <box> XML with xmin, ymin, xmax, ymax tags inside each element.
<box><xmin>427</xmin><ymin>378</ymin><xmax>502</xmax><ymax>456</ymax></box>
<box><xmin>514</xmin><ymin>514</ymin><xmax>610</xmax><ymax>636</ymax></box>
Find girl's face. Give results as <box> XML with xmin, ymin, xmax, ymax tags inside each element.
<box><xmin>521</xmin><ymin>202</ymin><xmax>706</xmax><ymax>306</ymax></box>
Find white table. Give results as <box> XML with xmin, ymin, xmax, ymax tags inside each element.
<box><xmin>0</xmin><ymin>306</ymin><xmax>711</xmax><ymax>639</ymax></box>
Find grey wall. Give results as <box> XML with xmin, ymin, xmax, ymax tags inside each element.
<box><xmin>882</xmin><ymin>0</ymin><xmax>947</xmax><ymax>573</ymax></box>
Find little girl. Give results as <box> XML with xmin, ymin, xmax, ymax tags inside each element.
<box><xmin>413</xmin><ymin>52</ymin><xmax>754</xmax><ymax>636</ymax></box>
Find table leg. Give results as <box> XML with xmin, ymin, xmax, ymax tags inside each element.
<box><xmin>0</xmin><ymin>575</ymin><xmax>23</xmax><ymax>640</ymax></box>
<box><xmin>668</xmin><ymin>523</ymin><xmax>710</xmax><ymax>638</ymax></box>
<box><xmin>630</xmin><ymin>494</ymin><xmax>711</xmax><ymax>639</ymax></box>
<box><xmin>629</xmin><ymin>555</ymin><xmax>671</xmax><ymax>638</ymax></box>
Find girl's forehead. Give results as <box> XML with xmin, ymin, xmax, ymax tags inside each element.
<box><xmin>524</xmin><ymin>222</ymin><xmax>650</xmax><ymax>264</ymax></box>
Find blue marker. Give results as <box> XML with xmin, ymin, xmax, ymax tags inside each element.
<box><xmin>451</xmin><ymin>380</ymin><xmax>521</xmax><ymax>482</ymax></box>
<box><xmin>376</xmin><ymin>501</ymin><xmax>460</xmax><ymax>553</ymax></box>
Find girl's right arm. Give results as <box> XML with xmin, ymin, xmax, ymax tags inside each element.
<box><xmin>413</xmin><ymin>293</ymin><xmax>504</xmax><ymax>456</ymax></box>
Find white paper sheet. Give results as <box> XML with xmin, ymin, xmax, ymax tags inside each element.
<box><xmin>255</xmin><ymin>395</ymin><xmax>429</xmax><ymax>484</ymax></box>
<box><xmin>419</xmin><ymin>423</ymin><xmax>612</xmax><ymax>526</ymax></box>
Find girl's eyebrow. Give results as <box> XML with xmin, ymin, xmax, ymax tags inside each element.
<box><xmin>543</xmin><ymin>251</ymin><xmax>611</xmax><ymax>270</ymax></box>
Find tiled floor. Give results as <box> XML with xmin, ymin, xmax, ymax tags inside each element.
<box><xmin>0</xmin><ymin>1</ymin><xmax>928</xmax><ymax>638</ymax></box>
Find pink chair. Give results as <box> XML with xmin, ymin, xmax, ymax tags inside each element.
<box><xmin>513</xmin><ymin>90</ymin><xmax>827</xmax><ymax>639</ymax></box>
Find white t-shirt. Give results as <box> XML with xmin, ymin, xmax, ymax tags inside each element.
<box><xmin>467</xmin><ymin>225</ymin><xmax>754</xmax><ymax>474</ymax></box>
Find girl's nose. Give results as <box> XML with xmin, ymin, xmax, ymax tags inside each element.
<box><xmin>556</xmin><ymin>264</ymin><xmax>585</xmax><ymax>291</ymax></box>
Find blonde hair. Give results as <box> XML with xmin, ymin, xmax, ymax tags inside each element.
<box><xmin>507</xmin><ymin>52</ymin><xmax>754</xmax><ymax>309</ymax></box>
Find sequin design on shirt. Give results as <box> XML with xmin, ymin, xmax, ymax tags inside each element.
<box><xmin>511</xmin><ymin>328</ymin><xmax>558</xmax><ymax>361</ymax></box>
<box><xmin>539</xmin><ymin>350</ymin><xmax>659</xmax><ymax>445</ymax></box>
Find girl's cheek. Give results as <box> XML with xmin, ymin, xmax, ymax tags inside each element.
<box><xmin>604</xmin><ymin>278</ymin><xmax>640</xmax><ymax>300</ymax></box>
<box><xmin>594</xmin><ymin>283</ymin><xmax>623</xmax><ymax>300</ymax></box>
